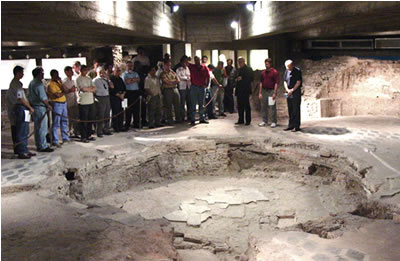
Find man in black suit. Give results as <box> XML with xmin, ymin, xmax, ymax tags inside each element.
<box><xmin>283</xmin><ymin>59</ymin><xmax>302</xmax><ymax>132</ymax></box>
<box><xmin>234</xmin><ymin>57</ymin><xmax>254</xmax><ymax>126</ymax></box>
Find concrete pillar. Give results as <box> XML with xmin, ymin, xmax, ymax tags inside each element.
<box><xmin>162</xmin><ymin>44</ymin><xmax>171</xmax><ymax>57</ymax></box>
<box><xmin>171</xmin><ymin>43</ymin><xmax>186</xmax><ymax>67</ymax></box>
<box><xmin>112</xmin><ymin>45</ymin><xmax>123</xmax><ymax>65</ymax></box>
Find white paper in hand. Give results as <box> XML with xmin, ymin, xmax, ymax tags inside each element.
<box><xmin>24</xmin><ymin>110</ymin><xmax>31</xmax><ymax>122</ymax></box>
<box><xmin>122</xmin><ymin>98</ymin><xmax>128</xmax><ymax>109</ymax></box>
<box><xmin>268</xmin><ymin>96</ymin><xmax>275</xmax><ymax>106</ymax></box>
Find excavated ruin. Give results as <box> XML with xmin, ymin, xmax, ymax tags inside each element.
<box><xmin>37</xmin><ymin>137</ymin><xmax>399</xmax><ymax>260</ymax></box>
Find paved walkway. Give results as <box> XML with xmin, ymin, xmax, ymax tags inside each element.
<box><xmin>2</xmin><ymin>114</ymin><xmax>400</xmax><ymax>204</ymax></box>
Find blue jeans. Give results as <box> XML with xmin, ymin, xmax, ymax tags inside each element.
<box><xmin>52</xmin><ymin>102</ymin><xmax>69</xmax><ymax>144</ymax></box>
<box><xmin>32</xmin><ymin>106</ymin><xmax>48</xmax><ymax>150</ymax></box>
<box><xmin>190</xmin><ymin>85</ymin><xmax>206</xmax><ymax>122</ymax></box>
<box><xmin>14</xmin><ymin>105</ymin><xmax>30</xmax><ymax>155</ymax></box>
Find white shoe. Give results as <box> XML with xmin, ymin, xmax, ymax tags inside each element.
<box><xmin>258</xmin><ymin>122</ymin><xmax>266</xmax><ymax>127</ymax></box>
<box><xmin>270</xmin><ymin>123</ymin><xmax>277</xmax><ymax>128</ymax></box>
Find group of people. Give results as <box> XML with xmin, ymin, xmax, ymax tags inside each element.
<box><xmin>6</xmin><ymin>45</ymin><xmax>302</xmax><ymax>160</ymax></box>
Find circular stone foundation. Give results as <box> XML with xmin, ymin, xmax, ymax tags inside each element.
<box><xmin>49</xmin><ymin>138</ymin><xmax>393</xmax><ymax>260</ymax></box>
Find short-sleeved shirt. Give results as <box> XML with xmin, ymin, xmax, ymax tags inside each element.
<box><xmin>28</xmin><ymin>78</ymin><xmax>48</xmax><ymax>107</ymax></box>
<box><xmin>188</xmin><ymin>63</ymin><xmax>210</xmax><ymax>87</ymax></box>
<box><xmin>132</xmin><ymin>55</ymin><xmax>150</xmax><ymax>67</ymax></box>
<box><xmin>62</xmin><ymin>77</ymin><xmax>78</xmax><ymax>107</ymax></box>
<box><xmin>122</xmin><ymin>70</ymin><xmax>139</xmax><ymax>91</ymax></box>
<box><xmin>93</xmin><ymin>77</ymin><xmax>110</xmax><ymax>96</ymax></box>
<box><xmin>260</xmin><ymin>68</ymin><xmax>279</xmax><ymax>89</ymax></box>
<box><xmin>144</xmin><ymin>75</ymin><xmax>161</xmax><ymax>96</ymax></box>
<box><xmin>176</xmin><ymin>66</ymin><xmax>191</xmax><ymax>90</ymax></box>
<box><xmin>76</xmin><ymin>75</ymin><xmax>94</xmax><ymax>105</ymax></box>
<box><xmin>212</xmin><ymin>68</ymin><xmax>224</xmax><ymax>86</ymax></box>
<box><xmin>160</xmin><ymin>70</ymin><xmax>179</xmax><ymax>89</ymax></box>
<box><xmin>6</xmin><ymin>78</ymin><xmax>27</xmax><ymax>125</ymax></box>
<box><xmin>48</xmin><ymin>80</ymin><xmax>66</xmax><ymax>103</ymax></box>
<box><xmin>284</xmin><ymin>67</ymin><xmax>302</xmax><ymax>90</ymax></box>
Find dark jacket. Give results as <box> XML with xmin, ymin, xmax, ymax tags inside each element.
<box><xmin>284</xmin><ymin>67</ymin><xmax>302</xmax><ymax>97</ymax></box>
<box><xmin>235</xmin><ymin>65</ymin><xmax>254</xmax><ymax>97</ymax></box>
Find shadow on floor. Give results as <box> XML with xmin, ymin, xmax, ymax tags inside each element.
<box><xmin>301</xmin><ymin>126</ymin><xmax>351</xmax><ymax>136</ymax></box>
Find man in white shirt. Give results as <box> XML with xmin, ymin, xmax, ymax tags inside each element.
<box><xmin>72</xmin><ymin>61</ymin><xmax>81</xmax><ymax>81</ymax></box>
<box><xmin>176</xmin><ymin>56</ymin><xmax>192</xmax><ymax>122</ymax></box>
<box><xmin>144</xmin><ymin>66</ymin><xmax>162</xmax><ymax>128</ymax></box>
<box><xmin>132</xmin><ymin>46</ymin><xmax>150</xmax><ymax>67</ymax></box>
<box><xmin>76</xmin><ymin>65</ymin><xmax>96</xmax><ymax>143</ymax></box>
<box><xmin>93</xmin><ymin>66</ymin><xmax>113</xmax><ymax>137</ymax></box>
<box><xmin>62</xmin><ymin>66</ymin><xmax>80</xmax><ymax>138</ymax></box>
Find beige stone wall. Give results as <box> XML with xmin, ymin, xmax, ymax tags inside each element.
<box><xmin>298</xmin><ymin>57</ymin><xmax>400</xmax><ymax>119</ymax></box>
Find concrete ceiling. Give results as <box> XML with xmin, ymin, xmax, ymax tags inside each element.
<box><xmin>176</xmin><ymin>1</ymin><xmax>247</xmax><ymax>14</ymax></box>
<box><xmin>2</xmin><ymin>1</ymin><xmax>184</xmax><ymax>51</ymax></box>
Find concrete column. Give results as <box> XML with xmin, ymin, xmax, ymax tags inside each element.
<box><xmin>112</xmin><ymin>45</ymin><xmax>123</xmax><ymax>65</ymax></box>
<box><xmin>162</xmin><ymin>44</ymin><xmax>171</xmax><ymax>57</ymax></box>
<box><xmin>171</xmin><ymin>43</ymin><xmax>186</xmax><ymax>66</ymax></box>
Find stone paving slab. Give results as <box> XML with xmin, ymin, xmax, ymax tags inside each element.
<box><xmin>1</xmin><ymin>154</ymin><xmax>63</xmax><ymax>187</ymax></box>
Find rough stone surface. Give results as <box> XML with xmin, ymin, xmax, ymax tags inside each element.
<box><xmin>177</xmin><ymin>249</ymin><xmax>218</xmax><ymax>261</ymax></box>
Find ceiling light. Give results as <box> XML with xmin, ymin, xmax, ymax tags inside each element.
<box><xmin>246</xmin><ymin>2</ymin><xmax>255</xmax><ymax>11</ymax></box>
<box><xmin>26</xmin><ymin>55</ymin><xmax>30</xmax><ymax>59</ymax></box>
<box><xmin>172</xmin><ymin>4</ymin><xmax>179</xmax><ymax>13</ymax></box>
<box><xmin>231</xmin><ymin>21</ymin><xmax>238</xmax><ymax>29</ymax></box>
<box><xmin>166</xmin><ymin>1</ymin><xmax>179</xmax><ymax>13</ymax></box>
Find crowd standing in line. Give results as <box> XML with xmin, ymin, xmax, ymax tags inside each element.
<box><xmin>6</xmin><ymin>46</ymin><xmax>303</xmax><ymax>159</ymax></box>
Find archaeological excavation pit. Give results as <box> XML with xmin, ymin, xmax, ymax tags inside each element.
<box><xmin>47</xmin><ymin>138</ymin><xmax>397</xmax><ymax>260</ymax></box>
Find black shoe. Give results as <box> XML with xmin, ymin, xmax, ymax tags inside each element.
<box><xmin>245</xmin><ymin>122</ymin><xmax>251</xmax><ymax>126</ymax></box>
<box><xmin>97</xmin><ymin>134</ymin><xmax>104</xmax><ymax>138</ymax></box>
<box><xmin>88</xmin><ymin>137</ymin><xmax>96</xmax><ymax>141</ymax></box>
<box><xmin>199</xmin><ymin>120</ymin><xmax>209</xmax><ymax>124</ymax></box>
<box><xmin>18</xmin><ymin>153</ymin><xmax>31</xmax><ymax>159</ymax></box>
<box><xmin>155</xmin><ymin>124</ymin><xmax>164</xmax><ymax>127</ymax></box>
<box><xmin>148</xmin><ymin>126</ymin><xmax>155</xmax><ymax>129</ymax></box>
<box><xmin>291</xmin><ymin>128</ymin><xmax>301</xmax><ymax>132</ymax></box>
<box><xmin>209</xmin><ymin>115</ymin><xmax>218</xmax><ymax>119</ymax></box>
<box><xmin>191</xmin><ymin>121</ymin><xmax>196</xmax><ymax>126</ymax></box>
<box><xmin>39</xmin><ymin>147</ymin><xmax>54</xmax><ymax>152</ymax></box>
<box><xmin>284</xmin><ymin>127</ymin><xmax>294</xmax><ymax>131</ymax></box>
<box><xmin>235</xmin><ymin>122</ymin><xmax>244</xmax><ymax>125</ymax></box>
<box><xmin>28</xmin><ymin>152</ymin><xmax>36</xmax><ymax>157</ymax></box>
<box><xmin>104</xmin><ymin>132</ymin><xmax>113</xmax><ymax>135</ymax></box>
<box><xmin>81</xmin><ymin>139</ymin><xmax>89</xmax><ymax>143</ymax></box>
<box><xmin>121</xmin><ymin>128</ymin><xmax>129</xmax><ymax>132</ymax></box>
<box><xmin>220</xmin><ymin>114</ymin><xmax>227</xmax><ymax>117</ymax></box>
